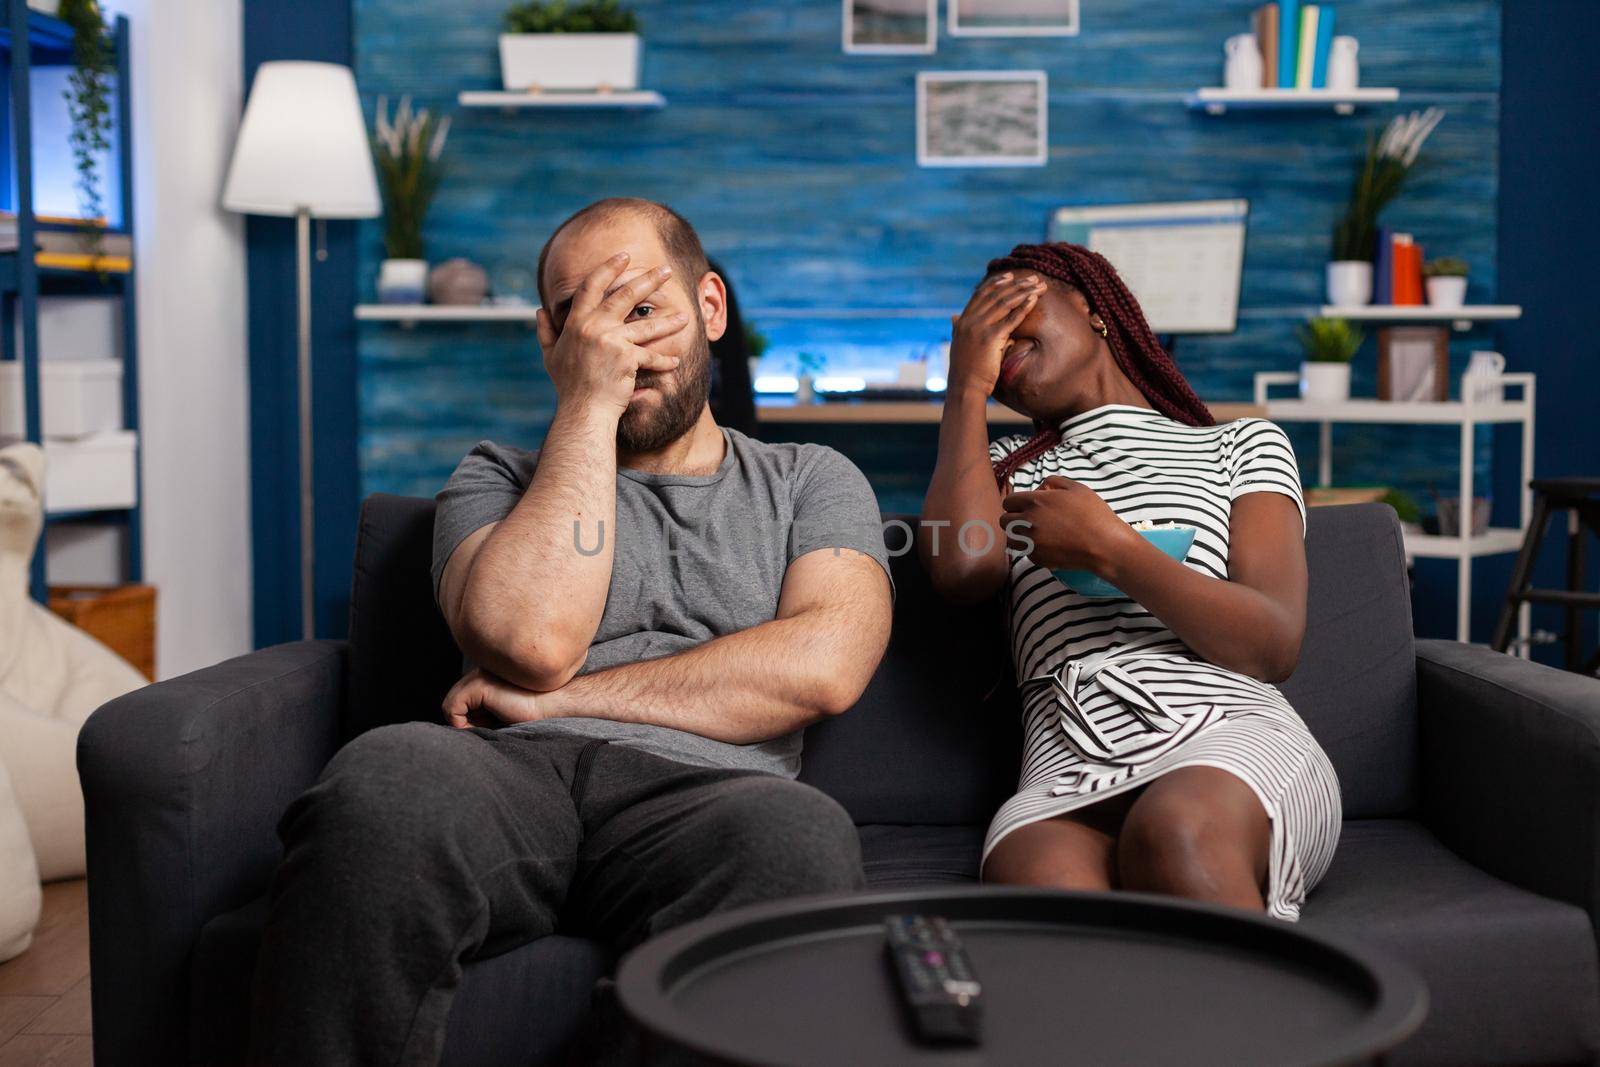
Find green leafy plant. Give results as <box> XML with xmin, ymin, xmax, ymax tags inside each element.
<box><xmin>504</xmin><ymin>0</ymin><xmax>639</xmax><ymax>33</ymax></box>
<box><xmin>58</xmin><ymin>0</ymin><xmax>114</xmax><ymax>257</ymax></box>
<box><xmin>795</xmin><ymin>350</ymin><xmax>826</xmax><ymax>377</ymax></box>
<box><xmin>371</xmin><ymin>97</ymin><xmax>450</xmax><ymax>261</ymax></box>
<box><xmin>1381</xmin><ymin>488</ymin><xmax>1422</xmax><ymax>524</ymax></box>
<box><xmin>742</xmin><ymin>321</ymin><xmax>768</xmax><ymax>360</ymax></box>
<box><xmin>1330</xmin><ymin>108</ymin><xmax>1444</xmax><ymax>262</ymax></box>
<box><xmin>1298</xmin><ymin>317</ymin><xmax>1364</xmax><ymax>364</ymax></box>
<box><xmin>1423</xmin><ymin>257</ymin><xmax>1469</xmax><ymax>278</ymax></box>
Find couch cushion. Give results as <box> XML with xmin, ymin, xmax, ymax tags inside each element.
<box><xmin>347</xmin><ymin>495</ymin><xmax>465</xmax><ymax>741</ymax></box>
<box><xmin>1279</xmin><ymin>503</ymin><xmax>1418</xmax><ymax>818</ymax></box>
<box><xmin>1303</xmin><ymin>819</ymin><xmax>1600</xmax><ymax>1067</ymax></box>
<box><xmin>190</xmin><ymin>894</ymin><xmax>611</xmax><ymax>1067</ymax></box>
<box><xmin>859</xmin><ymin>824</ymin><xmax>986</xmax><ymax>887</ymax></box>
<box><xmin>800</xmin><ymin>517</ymin><xmax>1023</xmax><ymax>826</ymax></box>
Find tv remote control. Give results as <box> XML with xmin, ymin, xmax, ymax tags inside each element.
<box><xmin>883</xmin><ymin>914</ymin><xmax>984</xmax><ymax>1045</ymax></box>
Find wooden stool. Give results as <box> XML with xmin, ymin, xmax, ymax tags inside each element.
<box><xmin>1492</xmin><ymin>477</ymin><xmax>1600</xmax><ymax>673</ymax></box>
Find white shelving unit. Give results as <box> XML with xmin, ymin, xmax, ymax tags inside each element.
<box><xmin>1187</xmin><ymin>87</ymin><xmax>1399</xmax><ymax>115</ymax></box>
<box><xmin>355</xmin><ymin>304</ymin><xmax>540</xmax><ymax>326</ymax></box>
<box><xmin>1255</xmin><ymin>371</ymin><xmax>1536</xmax><ymax>644</ymax></box>
<box><xmin>458</xmin><ymin>90</ymin><xmax>665</xmax><ymax>110</ymax></box>
<box><xmin>1319</xmin><ymin>304</ymin><xmax>1522</xmax><ymax>332</ymax></box>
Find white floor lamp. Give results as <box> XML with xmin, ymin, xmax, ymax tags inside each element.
<box><xmin>222</xmin><ymin>62</ymin><xmax>379</xmax><ymax>640</ymax></box>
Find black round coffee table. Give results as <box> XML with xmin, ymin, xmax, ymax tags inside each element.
<box><xmin>617</xmin><ymin>887</ymin><xmax>1427</xmax><ymax>1066</ymax></box>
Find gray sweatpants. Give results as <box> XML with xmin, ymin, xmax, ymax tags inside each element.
<box><xmin>246</xmin><ymin>721</ymin><xmax>865</xmax><ymax>1066</ymax></box>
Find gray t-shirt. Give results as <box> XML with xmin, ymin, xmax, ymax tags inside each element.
<box><xmin>431</xmin><ymin>427</ymin><xmax>890</xmax><ymax>778</ymax></box>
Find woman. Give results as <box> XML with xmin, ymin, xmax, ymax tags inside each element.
<box><xmin>920</xmin><ymin>243</ymin><xmax>1340</xmax><ymax>921</ymax></box>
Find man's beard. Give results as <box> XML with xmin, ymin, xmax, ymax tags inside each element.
<box><xmin>616</xmin><ymin>316</ymin><xmax>712</xmax><ymax>453</ymax></box>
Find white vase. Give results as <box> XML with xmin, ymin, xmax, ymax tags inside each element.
<box><xmin>499</xmin><ymin>33</ymin><xmax>641</xmax><ymax>92</ymax></box>
<box><xmin>1300</xmin><ymin>362</ymin><xmax>1351</xmax><ymax>403</ymax></box>
<box><xmin>377</xmin><ymin>259</ymin><xmax>428</xmax><ymax>305</ymax></box>
<box><xmin>1326</xmin><ymin>260</ymin><xmax>1373</xmax><ymax>307</ymax></box>
<box><xmin>1425</xmin><ymin>275</ymin><xmax>1468</xmax><ymax>308</ymax></box>
<box><xmin>1224</xmin><ymin>34</ymin><xmax>1264</xmax><ymax>90</ymax></box>
<box><xmin>795</xmin><ymin>374</ymin><xmax>815</xmax><ymax>404</ymax></box>
<box><xmin>1327</xmin><ymin>36</ymin><xmax>1360</xmax><ymax>91</ymax></box>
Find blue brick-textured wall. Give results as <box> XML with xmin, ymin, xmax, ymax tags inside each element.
<box><xmin>354</xmin><ymin>0</ymin><xmax>1505</xmax><ymax>636</ymax></box>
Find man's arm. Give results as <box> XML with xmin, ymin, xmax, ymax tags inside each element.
<box><xmin>443</xmin><ymin>548</ymin><xmax>893</xmax><ymax>741</ymax></box>
<box><xmin>438</xmin><ymin>254</ymin><xmax>686</xmax><ymax>691</ymax></box>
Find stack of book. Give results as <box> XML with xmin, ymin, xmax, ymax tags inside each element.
<box><xmin>1250</xmin><ymin>3</ymin><xmax>1338</xmax><ymax>90</ymax></box>
<box><xmin>1373</xmin><ymin>229</ymin><xmax>1424</xmax><ymax>305</ymax></box>
<box><xmin>0</xmin><ymin>212</ymin><xmax>133</xmax><ymax>272</ymax></box>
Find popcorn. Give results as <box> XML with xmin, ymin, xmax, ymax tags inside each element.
<box><xmin>1130</xmin><ymin>520</ymin><xmax>1186</xmax><ymax>531</ymax></box>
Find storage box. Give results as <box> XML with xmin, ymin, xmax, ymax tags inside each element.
<box><xmin>42</xmin><ymin>430</ymin><xmax>137</xmax><ymax>512</ymax></box>
<box><xmin>0</xmin><ymin>359</ymin><xmax>124</xmax><ymax>438</ymax></box>
<box><xmin>48</xmin><ymin>583</ymin><xmax>156</xmax><ymax>681</ymax></box>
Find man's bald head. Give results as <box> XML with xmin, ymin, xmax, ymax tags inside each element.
<box><xmin>536</xmin><ymin>197</ymin><xmax>710</xmax><ymax>308</ymax></box>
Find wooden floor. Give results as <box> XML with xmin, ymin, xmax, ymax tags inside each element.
<box><xmin>0</xmin><ymin>880</ymin><xmax>91</xmax><ymax>1066</ymax></box>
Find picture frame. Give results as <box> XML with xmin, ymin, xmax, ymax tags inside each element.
<box><xmin>842</xmin><ymin>0</ymin><xmax>937</xmax><ymax>55</ymax></box>
<box><xmin>1377</xmin><ymin>326</ymin><xmax>1450</xmax><ymax>402</ymax></box>
<box><xmin>916</xmin><ymin>71</ymin><xmax>1049</xmax><ymax>168</ymax></box>
<box><xmin>948</xmin><ymin>0</ymin><xmax>1080</xmax><ymax>38</ymax></box>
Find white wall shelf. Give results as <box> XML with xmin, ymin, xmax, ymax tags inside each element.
<box><xmin>1255</xmin><ymin>371</ymin><xmax>1537</xmax><ymax>645</ymax></box>
<box><xmin>458</xmin><ymin>90</ymin><xmax>665</xmax><ymax>110</ymax></box>
<box><xmin>1187</xmin><ymin>87</ymin><xmax>1399</xmax><ymax>115</ymax></box>
<box><xmin>356</xmin><ymin>304</ymin><xmax>539</xmax><ymax>326</ymax></box>
<box><xmin>1318</xmin><ymin>304</ymin><xmax>1522</xmax><ymax>331</ymax></box>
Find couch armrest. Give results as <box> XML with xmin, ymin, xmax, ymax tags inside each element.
<box><xmin>1417</xmin><ymin>638</ymin><xmax>1600</xmax><ymax>926</ymax></box>
<box><xmin>77</xmin><ymin>639</ymin><xmax>348</xmax><ymax>1067</ymax></box>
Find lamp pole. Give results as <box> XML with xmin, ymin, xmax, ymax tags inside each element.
<box><xmin>297</xmin><ymin>206</ymin><xmax>315</xmax><ymax>639</ymax></box>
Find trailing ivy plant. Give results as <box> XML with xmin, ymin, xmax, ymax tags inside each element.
<box><xmin>59</xmin><ymin>0</ymin><xmax>114</xmax><ymax>258</ymax></box>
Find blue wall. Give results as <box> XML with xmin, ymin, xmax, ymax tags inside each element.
<box><xmin>244</xmin><ymin>0</ymin><xmax>364</xmax><ymax>644</ymax></box>
<box><xmin>348</xmin><ymin>0</ymin><xmax>1511</xmax><ymax>639</ymax></box>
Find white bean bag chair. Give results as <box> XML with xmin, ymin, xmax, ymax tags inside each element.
<box><xmin>0</xmin><ymin>756</ymin><xmax>41</xmax><ymax>962</ymax></box>
<box><xmin>0</xmin><ymin>443</ymin><xmax>147</xmax><ymax>881</ymax></box>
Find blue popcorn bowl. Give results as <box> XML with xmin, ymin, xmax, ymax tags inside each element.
<box><xmin>1053</xmin><ymin>524</ymin><xmax>1197</xmax><ymax>599</ymax></box>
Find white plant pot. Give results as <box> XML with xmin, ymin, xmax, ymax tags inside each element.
<box><xmin>499</xmin><ymin>33</ymin><xmax>640</xmax><ymax>92</ymax></box>
<box><xmin>1425</xmin><ymin>275</ymin><xmax>1468</xmax><ymax>308</ymax></box>
<box><xmin>378</xmin><ymin>259</ymin><xmax>428</xmax><ymax>305</ymax></box>
<box><xmin>1300</xmin><ymin>361</ymin><xmax>1351</xmax><ymax>403</ymax></box>
<box><xmin>795</xmin><ymin>374</ymin><xmax>816</xmax><ymax>404</ymax></box>
<box><xmin>1326</xmin><ymin>261</ymin><xmax>1373</xmax><ymax>307</ymax></box>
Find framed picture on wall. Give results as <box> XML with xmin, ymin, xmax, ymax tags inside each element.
<box><xmin>843</xmin><ymin>0</ymin><xmax>937</xmax><ymax>54</ymax></box>
<box><xmin>917</xmin><ymin>71</ymin><xmax>1048</xmax><ymax>167</ymax></box>
<box><xmin>1377</xmin><ymin>326</ymin><xmax>1450</xmax><ymax>401</ymax></box>
<box><xmin>949</xmin><ymin>0</ymin><xmax>1079</xmax><ymax>37</ymax></box>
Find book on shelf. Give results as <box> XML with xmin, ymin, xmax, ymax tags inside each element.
<box><xmin>34</xmin><ymin>251</ymin><xmax>132</xmax><ymax>273</ymax></box>
<box><xmin>1295</xmin><ymin>6</ymin><xmax>1318</xmax><ymax>90</ymax></box>
<box><xmin>1311</xmin><ymin>5</ymin><xmax>1336</xmax><ymax>88</ymax></box>
<box><xmin>1390</xmin><ymin>233</ymin><xmax>1424</xmax><ymax>305</ymax></box>
<box><xmin>1372</xmin><ymin>225</ymin><xmax>1393</xmax><ymax>306</ymax></box>
<box><xmin>1278</xmin><ymin>0</ymin><xmax>1299</xmax><ymax>88</ymax></box>
<box><xmin>1254</xmin><ymin>4</ymin><xmax>1280</xmax><ymax>89</ymax></box>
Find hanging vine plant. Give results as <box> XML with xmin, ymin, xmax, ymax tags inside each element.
<box><xmin>58</xmin><ymin>0</ymin><xmax>114</xmax><ymax>258</ymax></box>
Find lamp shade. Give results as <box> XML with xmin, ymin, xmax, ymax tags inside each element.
<box><xmin>223</xmin><ymin>61</ymin><xmax>379</xmax><ymax>219</ymax></box>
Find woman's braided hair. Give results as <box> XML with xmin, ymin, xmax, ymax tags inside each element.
<box><xmin>986</xmin><ymin>242</ymin><xmax>1214</xmax><ymax>489</ymax></box>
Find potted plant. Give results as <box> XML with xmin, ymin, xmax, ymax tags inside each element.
<box><xmin>1327</xmin><ymin>108</ymin><xmax>1445</xmax><ymax>306</ymax></box>
<box><xmin>1423</xmin><ymin>257</ymin><xmax>1469</xmax><ymax>309</ymax></box>
<box><xmin>1297</xmin><ymin>317</ymin><xmax>1363</xmax><ymax>403</ymax></box>
<box><xmin>500</xmin><ymin>0</ymin><xmax>641</xmax><ymax>93</ymax></box>
<box><xmin>795</xmin><ymin>350</ymin><xmax>825</xmax><ymax>404</ymax></box>
<box><xmin>743</xmin><ymin>320</ymin><xmax>768</xmax><ymax>388</ymax></box>
<box><xmin>371</xmin><ymin>96</ymin><xmax>449</xmax><ymax>304</ymax></box>
<box><xmin>59</xmin><ymin>0</ymin><xmax>113</xmax><ymax>258</ymax></box>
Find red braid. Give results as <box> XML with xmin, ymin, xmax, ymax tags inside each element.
<box><xmin>986</xmin><ymin>242</ymin><xmax>1213</xmax><ymax>489</ymax></box>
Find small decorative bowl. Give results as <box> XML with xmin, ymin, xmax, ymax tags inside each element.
<box><xmin>1053</xmin><ymin>525</ymin><xmax>1197</xmax><ymax>598</ymax></box>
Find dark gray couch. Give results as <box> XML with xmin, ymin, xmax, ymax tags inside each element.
<box><xmin>79</xmin><ymin>497</ymin><xmax>1600</xmax><ymax>1066</ymax></box>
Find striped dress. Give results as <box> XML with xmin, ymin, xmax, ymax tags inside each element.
<box><xmin>985</xmin><ymin>403</ymin><xmax>1341</xmax><ymax>921</ymax></box>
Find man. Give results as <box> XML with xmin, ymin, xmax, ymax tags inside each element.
<box><xmin>247</xmin><ymin>198</ymin><xmax>893</xmax><ymax>1065</ymax></box>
